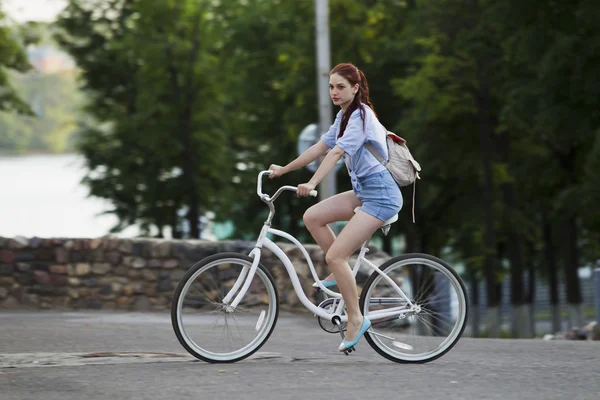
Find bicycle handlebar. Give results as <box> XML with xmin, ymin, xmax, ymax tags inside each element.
<box><xmin>257</xmin><ymin>170</ymin><xmax>318</xmax><ymax>202</ymax></box>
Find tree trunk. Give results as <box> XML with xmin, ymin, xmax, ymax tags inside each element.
<box><xmin>526</xmin><ymin>264</ymin><xmax>536</xmax><ymax>337</ymax></box>
<box><xmin>181</xmin><ymin>109</ymin><xmax>200</xmax><ymax>238</ymax></box>
<box><xmin>477</xmin><ymin>74</ymin><xmax>500</xmax><ymax>337</ymax></box>
<box><xmin>170</xmin><ymin>11</ymin><xmax>203</xmax><ymax>239</ymax></box>
<box><xmin>493</xmin><ymin>280</ymin><xmax>503</xmax><ymax>336</ymax></box>
<box><xmin>405</xmin><ymin>229</ymin><xmax>417</xmax><ymax>254</ymax></box>
<box><xmin>289</xmin><ymin>206</ymin><xmax>301</xmax><ymax>240</ymax></box>
<box><xmin>499</xmin><ymin>133</ymin><xmax>527</xmax><ymax>338</ymax></box>
<box><xmin>172</xmin><ymin>210</ymin><xmax>182</xmax><ymax>239</ymax></box>
<box><xmin>382</xmin><ymin>232</ymin><xmax>392</xmax><ymax>256</ymax></box>
<box><xmin>470</xmin><ymin>272</ymin><xmax>480</xmax><ymax>337</ymax></box>
<box><xmin>543</xmin><ymin>216</ymin><xmax>561</xmax><ymax>333</ymax></box>
<box><xmin>420</xmin><ymin>231</ymin><xmax>429</xmax><ymax>255</ymax></box>
<box><xmin>509</xmin><ymin>248</ymin><xmax>528</xmax><ymax>337</ymax></box>
<box><xmin>561</xmin><ymin>214</ymin><xmax>583</xmax><ymax>329</ymax></box>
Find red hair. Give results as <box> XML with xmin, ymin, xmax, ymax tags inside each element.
<box><xmin>329</xmin><ymin>63</ymin><xmax>375</xmax><ymax>138</ymax></box>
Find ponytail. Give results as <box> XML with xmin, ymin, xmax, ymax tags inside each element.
<box><xmin>357</xmin><ymin>69</ymin><xmax>375</xmax><ymax>113</ymax></box>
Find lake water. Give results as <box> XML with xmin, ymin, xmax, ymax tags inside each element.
<box><xmin>0</xmin><ymin>153</ymin><xmax>139</xmax><ymax>239</ymax></box>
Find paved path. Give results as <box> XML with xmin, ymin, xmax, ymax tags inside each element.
<box><xmin>1</xmin><ymin>311</ymin><xmax>598</xmax><ymax>400</ymax></box>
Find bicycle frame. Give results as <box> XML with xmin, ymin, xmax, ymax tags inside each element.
<box><xmin>221</xmin><ymin>171</ymin><xmax>416</xmax><ymax>324</ymax></box>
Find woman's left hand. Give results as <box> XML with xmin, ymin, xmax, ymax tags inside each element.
<box><xmin>297</xmin><ymin>182</ymin><xmax>316</xmax><ymax>197</ymax></box>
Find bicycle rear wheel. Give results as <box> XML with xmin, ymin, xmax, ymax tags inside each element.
<box><xmin>171</xmin><ymin>252</ymin><xmax>279</xmax><ymax>363</ymax></box>
<box><xmin>360</xmin><ymin>253</ymin><xmax>468</xmax><ymax>363</ymax></box>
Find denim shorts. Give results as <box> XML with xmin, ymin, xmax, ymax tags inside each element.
<box><xmin>355</xmin><ymin>170</ymin><xmax>403</xmax><ymax>222</ymax></box>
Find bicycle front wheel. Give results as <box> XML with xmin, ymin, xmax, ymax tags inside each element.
<box><xmin>360</xmin><ymin>253</ymin><xmax>468</xmax><ymax>363</ymax></box>
<box><xmin>171</xmin><ymin>252</ymin><xmax>279</xmax><ymax>363</ymax></box>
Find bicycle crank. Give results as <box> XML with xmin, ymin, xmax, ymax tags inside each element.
<box><xmin>316</xmin><ymin>298</ymin><xmax>347</xmax><ymax>333</ymax></box>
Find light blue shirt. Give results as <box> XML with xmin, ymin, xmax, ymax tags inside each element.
<box><xmin>320</xmin><ymin>104</ymin><xmax>388</xmax><ymax>191</ymax></box>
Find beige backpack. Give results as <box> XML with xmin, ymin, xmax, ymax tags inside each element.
<box><xmin>365</xmin><ymin>128</ymin><xmax>421</xmax><ymax>223</ymax></box>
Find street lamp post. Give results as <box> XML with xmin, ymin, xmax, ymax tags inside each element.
<box><xmin>315</xmin><ymin>0</ymin><xmax>335</xmax><ymax>205</ymax></box>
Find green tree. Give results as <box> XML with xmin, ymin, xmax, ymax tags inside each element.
<box><xmin>500</xmin><ymin>0</ymin><xmax>600</xmax><ymax>328</ymax></box>
<box><xmin>0</xmin><ymin>20</ymin><xmax>82</xmax><ymax>154</ymax></box>
<box><xmin>0</xmin><ymin>7</ymin><xmax>31</xmax><ymax>115</ymax></box>
<box><xmin>52</xmin><ymin>0</ymin><xmax>600</xmax><ymax>336</ymax></box>
<box><xmin>55</xmin><ymin>0</ymin><xmax>231</xmax><ymax>238</ymax></box>
<box><xmin>391</xmin><ymin>0</ymin><xmax>511</xmax><ymax>336</ymax></box>
<box><xmin>0</xmin><ymin>5</ymin><xmax>33</xmax><ymax>154</ymax></box>
<box><xmin>212</xmin><ymin>0</ymin><xmax>418</xmax><ymax>244</ymax></box>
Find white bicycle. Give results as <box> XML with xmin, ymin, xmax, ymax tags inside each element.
<box><xmin>171</xmin><ymin>170</ymin><xmax>468</xmax><ymax>363</ymax></box>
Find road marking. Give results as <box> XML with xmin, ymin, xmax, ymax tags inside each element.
<box><xmin>0</xmin><ymin>351</ymin><xmax>288</xmax><ymax>369</ymax></box>
<box><xmin>0</xmin><ymin>352</ymin><xmax>193</xmax><ymax>369</ymax></box>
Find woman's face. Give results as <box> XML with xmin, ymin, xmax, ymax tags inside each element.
<box><xmin>329</xmin><ymin>73</ymin><xmax>358</xmax><ymax>109</ymax></box>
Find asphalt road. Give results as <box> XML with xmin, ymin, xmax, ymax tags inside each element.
<box><xmin>1</xmin><ymin>311</ymin><xmax>598</xmax><ymax>400</ymax></box>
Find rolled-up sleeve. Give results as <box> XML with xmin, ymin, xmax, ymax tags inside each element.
<box><xmin>335</xmin><ymin>110</ymin><xmax>365</xmax><ymax>156</ymax></box>
<box><xmin>319</xmin><ymin>111</ymin><xmax>342</xmax><ymax>149</ymax></box>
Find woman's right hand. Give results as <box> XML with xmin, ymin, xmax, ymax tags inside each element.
<box><xmin>268</xmin><ymin>164</ymin><xmax>286</xmax><ymax>179</ymax></box>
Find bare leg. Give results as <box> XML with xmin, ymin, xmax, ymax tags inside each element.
<box><xmin>303</xmin><ymin>190</ymin><xmax>362</xmax><ymax>280</ymax></box>
<box><xmin>325</xmin><ymin>210</ymin><xmax>384</xmax><ymax>342</ymax></box>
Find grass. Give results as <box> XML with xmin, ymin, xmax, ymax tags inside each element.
<box><xmin>534</xmin><ymin>307</ymin><xmax>597</xmax><ymax>321</ymax></box>
<box><xmin>476</xmin><ymin>328</ymin><xmax>514</xmax><ymax>339</ymax></box>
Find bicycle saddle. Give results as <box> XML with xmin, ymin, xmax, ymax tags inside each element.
<box><xmin>354</xmin><ymin>207</ymin><xmax>398</xmax><ymax>235</ymax></box>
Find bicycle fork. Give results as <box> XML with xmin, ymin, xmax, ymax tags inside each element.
<box><xmin>221</xmin><ymin>248</ymin><xmax>261</xmax><ymax>311</ymax></box>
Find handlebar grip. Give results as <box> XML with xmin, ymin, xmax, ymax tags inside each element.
<box><xmin>309</xmin><ymin>190</ymin><xmax>318</xmax><ymax>197</ymax></box>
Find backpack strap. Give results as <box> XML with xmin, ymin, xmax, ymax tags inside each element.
<box><xmin>364</xmin><ymin>142</ymin><xmax>386</xmax><ymax>165</ymax></box>
<box><xmin>411</xmin><ymin>180</ymin><xmax>416</xmax><ymax>224</ymax></box>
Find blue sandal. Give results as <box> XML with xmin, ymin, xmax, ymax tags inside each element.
<box><xmin>338</xmin><ymin>317</ymin><xmax>371</xmax><ymax>351</ymax></box>
<box><xmin>312</xmin><ymin>279</ymin><xmax>337</xmax><ymax>288</ymax></box>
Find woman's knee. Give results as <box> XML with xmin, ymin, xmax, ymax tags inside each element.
<box><xmin>325</xmin><ymin>248</ymin><xmax>348</xmax><ymax>267</ymax></box>
<box><xmin>303</xmin><ymin>206</ymin><xmax>322</xmax><ymax>229</ymax></box>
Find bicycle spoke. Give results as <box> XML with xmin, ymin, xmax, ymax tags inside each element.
<box><xmin>230</xmin><ymin>314</ymin><xmax>246</xmax><ymax>345</ymax></box>
<box><xmin>173</xmin><ymin>255</ymin><xmax>278</xmax><ymax>363</ymax></box>
<box><xmin>415</xmin><ymin>312</ymin><xmax>446</xmax><ymax>337</ymax></box>
<box><xmin>361</xmin><ymin>255</ymin><xmax>467</xmax><ymax>363</ymax></box>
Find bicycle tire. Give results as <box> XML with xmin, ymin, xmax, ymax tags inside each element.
<box><xmin>360</xmin><ymin>253</ymin><xmax>468</xmax><ymax>364</ymax></box>
<box><xmin>171</xmin><ymin>252</ymin><xmax>279</xmax><ymax>363</ymax></box>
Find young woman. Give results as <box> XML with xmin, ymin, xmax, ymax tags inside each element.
<box><xmin>268</xmin><ymin>63</ymin><xmax>403</xmax><ymax>352</ymax></box>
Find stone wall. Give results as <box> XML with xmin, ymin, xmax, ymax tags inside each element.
<box><xmin>0</xmin><ymin>236</ymin><xmax>389</xmax><ymax>312</ymax></box>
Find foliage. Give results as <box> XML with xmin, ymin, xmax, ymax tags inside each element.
<box><xmin>0</xmin><ymin>7</ymin><xmax>31</xmax><ymax>115</ymax></box>
<box><xmin>50</xmin><ymin>0</ymin><xmax>599</xmax><ymax>326</ymax></box>
<box><xmin>0</xmin><ymin>17</ymin><xmax>82</xmax><ymax>154</ymax></box>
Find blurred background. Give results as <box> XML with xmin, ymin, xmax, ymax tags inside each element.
<box><xmin>0</xmin><ymin>0</ymin><xmax>599</xmax><ymax>338</ymax></box>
